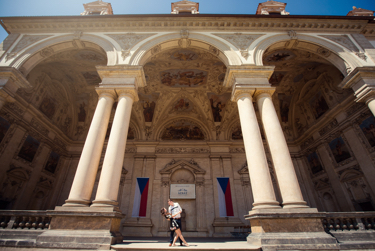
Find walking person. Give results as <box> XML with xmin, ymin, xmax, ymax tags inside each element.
<box><xmin>168</xmin><ymin>198</ymin><xmax>186</xmax><ymax>246</ymax></box>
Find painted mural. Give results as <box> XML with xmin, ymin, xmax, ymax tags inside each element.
<box><xmin>18</xmin><ymin>136</ymin><xmax>40</xmax><ymax>162</ymax></box>
<box><xmin>81</xmin><ymin>71</ymin><xmax>101</xmax><ymax>86</ymax></box>
<box><xmin>172</xmin><ymin>98</ymin><xmax>193</xmax><ymax>112</ymax></box>
<box><xmin>39</xmin><ymin>96</ymin><xmax>56</xmax><ymax>120</ymax></box>
<box><xmin>161</xmin><ymin>121</ymin><xmax>204</xmax><ymax>140</ymax></box>
<box><xmin>139</xmin><ymin>93</ymin><xmax>159</xmax><ymax>122</ymax></box>
<box><xmin>78</xmin><ymin>102</ymin><xmax>87</xmax><ymax>122</ymax></box>
<box><xmin>309</xmin><ymin>91</ymin><xmax>329</xmax><ymax>119</ymax></box>
<box><xmin>329</xmin><ymin>137</ymin><xmax>351</xmax><ymax>163</ymax></box>
<box><xmin>278</xmin><ymin>93</ymin><xmax>292</xmax><ymax>123</ymax></box>
<box><xmin>232</xmin><ymin>126</ymin><xmax>243</xmax><ymax>140</ymax></box>
<box><xmin>0</xmin><ymin>117</ymin><xmax>11</xmax><ymax>143</ymax></box>
<box><xmin>306</xmin><ymin>152</ymin><xmax>323</xmax><ymax>174</ymax></box>
<box><xmin>170</xmin><ymin>50</ymin><xmax>198</xmax><ymax>61</ymax></box>
<box><xmin>160</xmin><ymin>69</ymin><xmax>207</xmax><ymax>87</ymax></box>
<box><xmin>359</xmin><ymin>116</ymin><xmax>375</xmax><ymax>147</ymax></box>
<box><xmin>74</xmin><ymin>50</ymin><xmax>106</xmax><ymax>62</ymax></box>
<box><xmin>265</xmin><ymin>50</ymin><xmax>295</xmax><ymax>63</ymax></box>
<box><xmin>269</xmin><ymin>71</ymin><xmax>286</xmax><ymax>86</ymax></box>
<box><xmin>44</xmin><ymin>151</ymin><xmax>60</xmax><ymax>174</ymax></box>
<box><xmin>208</xmin><ymin>93</ymin><xmax>230</xmax><ymax>122</ymax></box>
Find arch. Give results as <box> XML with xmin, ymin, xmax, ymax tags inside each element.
<box><xmin>253</xmin><ymin>34</ymin><xmax>363</xmax><ymax>76</ymax></box>
<box><xmin>340</xmin><ymin>169</ymin><xmax>363</xmax><ymax>183</ymax></box>
<box><xmin>226</xmin><ymin>118</ymin><xmax>242</xmax><ymax>141</ymax></box>
<box><xmin>10</xmin><ymin>34</ymin><xmax>117</xmax><ymax>74</ymax></box>
<box><xmin>155</xmin><ymin>116</ymin><xmax>212</xmax><ymax>141</ymax></box>
<box><xmin>130</xmin><ymin>33</ymin><xmax>242</xmax><ymax>67</ymax></box>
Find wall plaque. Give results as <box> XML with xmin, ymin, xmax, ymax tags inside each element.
<box><xmin>170</xmin><ymin>184</ymin><xmax>196</xmax><ymax>199</ymax></box>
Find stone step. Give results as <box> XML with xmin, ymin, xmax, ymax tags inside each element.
<box><xmin>112</xmin><ymin>237</ymin><xmax>261</xmax><ymax>251</ymax></box>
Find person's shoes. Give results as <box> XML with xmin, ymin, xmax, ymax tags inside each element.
<box><xmin>169</xmin><ymin>243</ymin><xmax>172</xmax><ymax>247</ymax></box>
<box><xmin>184</xmin><ymin>243</ymin><xmax>189</xmax><ymax>247</ymax></box>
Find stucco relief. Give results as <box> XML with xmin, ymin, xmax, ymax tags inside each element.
<box><xmin>320</xmin><ymin>35</ymin><xmax>359</xmax><ymax>52</ymax></box>
<box><xmin>106</xmin><ymin>33</ymin><xmax>156</xmax><ymax>59</ymax></box>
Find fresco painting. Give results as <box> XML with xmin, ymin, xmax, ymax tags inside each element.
<box><xmin>329</xmin><ymin>137</ymin><xmax>351</xmax><ymax>163</ymax></box>
<box><xmin>278</xmin><ymin>93</ymin><xmax>292</xmax><ymax>123</ymax></box>
<box><xmin>232</xmin><ymin>127</ymin><xmax>243</xmax><ymax>140</ymax></box>
<box><xmin>309</xmin><ymin>91</ymin><xmax>329</xmax><ymax>119</ymax></box>
<box><xmin>18</xmin><ymin>136</ymin><xmax>40</xmax><ymax>162</ymax></box>
<box><xmin>162</xmin><ymin>121</ymin><xmax>204</xmax><ymax>140</ymax></box>
<box><xmin>39</xmin><ymin>96</ymin><xmax>56</xmax><ymax>120</ymax></box>
<box><xmin>359</xmin><ymin>116</ymin><xmax>375</xmax><ymax>147</ymax></box>
<box><xmin>265</xmin><ymin>50</ymin><xmax>295</xmax><ymax>62</ymax></box>
<box><xmin>170</xmin><ymin>50</ymin><xmax>198</xmax><ymax>61</ymax></box>
<box><xmin>160</xmin><ymin>69</ymin><xmax>207</xmax><ymax>87</ymax></box>
<box><xmin>0</xmin><ymin>117</ymin><xmax>11</xmax><ymax>143</ymax></box>
<box><xmin>269</xmin><ymin>71</ymin><xmax>286</xmax><ymax>86</ymax></box>
<box><xmin>172</xmin><ymin>98</ymin><xmax>193</xmax><ymax>112</ymax></box>
<box><xmin>44</xmin><ymin>151</ymin><xmax>60</xmax><ymax>174</ymax></box>
<box><xmin>208</xmin><ymin>93</ymin><xmax>230</xmax><ymax>122</ymax></box>
<box><xmin>307</xmin><ymin>152</ymin><xmax>323</xmax><ymax>174</ymax></box>
<box><xmin>78</xmin><ymin>102</ymin><xmax>87</xmax><ymax>122</ymax></box>
<box><xmin>74</xmin><ymin>50</ymin><xmax>105</xmax><ymax>62</ymax></box>
<box><xmin>128</xmin><ymin>127</ymin><xmax>135</xmax><ymax>140</ymax></box>
<box><xmin>82</xmin><ymin>71</ymin><xmax>101</xmax><ymax>85</ymax></box>
<box><xmin>139</xmin><ymin>93</ymin><xmax>159</xmax><ymax>122</ymax></box>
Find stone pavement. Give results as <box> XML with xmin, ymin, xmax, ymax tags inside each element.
<box><xmin>112</xmin><ymin>237</ymin><xmax>261</xmax><ymax>251</ymax></box>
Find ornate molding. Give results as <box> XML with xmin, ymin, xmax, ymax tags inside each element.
<box><xmin>116</xmin><ymin>88</ymin><xmax>139</xmax><ymax>102</ymax></box>
<box><xmin>178</xmin><ymin>29</ymin><xmax>191</xmax><ymax>48</ymax></box>
<box><xmin>160</xmin><ymin>158</ymin><xmax>206</xmax><ymax>174</ymax></box>
<box><xmin>155</xmin><ymin>147</ymin><xmax>210</xmax><ymax>154</ymax></box>
<box><xmin>320</xmin><ymin>35</ymin><xmax>359</xmax><ymax>52</ymax></box>
<box><xmin>11</xmin><ymin>35</ymin><xmax>52</xmax><ymax>54</ymax></box>
<box><xmin>95</xmin><ymin>88</ymin><xmax>117</xmax><ymax>100</ymax></box>
<box><xmin>106</xmin><ymin>33</ymin><xmax>156</xmax><ymax>59</ymax></box>
<box><xmin>229</xmin><ymin>147</ymin><xmax>245</xmax><ymax>153</ymax></box>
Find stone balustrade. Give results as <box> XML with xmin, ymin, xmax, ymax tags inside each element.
<box><xmin>0</xmin><ymin>210</ymin><xmax>51</xmax><ymax>230</ymax></box>
<box><xmin>322</xmin><ymin>212</ymin><xmax>375</xmax><ymax>232</ymax></box>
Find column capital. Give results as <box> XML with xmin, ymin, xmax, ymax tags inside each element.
<box><xmin>339</xmin><ymin>66</ymin><xmax>375</xmax><ymax>103</ymax></box>
<box><xmin>95</xmin><ymin>88</ymin><xmax>117</xmax><ymax>100</ymax></box>
<box><xmin>253</xmin><ymin>87</ymin><xmax>276</xmax><ymax>101</ymax></box>
<box><xmin>231</xmin><ymin>87</ymin><xmax>254</xmax><ymax>102</ymax></box>
<box><xmin>116</xmin><ymin>88</ymin><xmax>139</xmax><ymax>102</ymax></box>
<box><xmin>224</xmin><ymin>65</ymin><xmax>275</xmax><ymax>88</ymax></box>
<box><xmin>0</xmin><ymin>67</ymin><xmax>31</xmax><ymax>99</ymax></box>
<box><xmin>96</xmin><ymin>65</ymin><xmax>146</xmax><ymax>89</ymax></box>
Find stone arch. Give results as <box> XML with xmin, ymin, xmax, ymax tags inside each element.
<box><xmin>226</xmin><ymin>119</ymin><xmax>242</xmax><ymax>140</ymax></box>
<box><xmin>11</xmin><ymin>34</ymin><xmax>116</xmax><ymax>74</ymax></box>
<box><xmin>130</xmin><ymin>33</ymin><xmax>242</xmax><ymax>67</ymax></box>
<box><xmin>340</xmin><ymin>169</ymin><xmax>363</xmax><ymax>183</ymax></box>
<box><xmin>253</xmin><ymin>34</ymin><xmax>363</xmax><ymax>76</ymax></box>
<box><xmin>160</xmin><ymin>159</ymin><xmax>206</xmax><ymax>177</ymax></box>
<box><xmin>155</xmin><ymin>117</ymin><xmax>211</xmax><ymax>141</ymax></box>
<box><xmin>322</xmin><ymin>192</ymin><xmax>338</xmax><ymax>212</ymax></box>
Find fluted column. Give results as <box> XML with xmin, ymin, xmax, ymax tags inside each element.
<box><xmin>232</xmin><ymin>89</ymin><xmax>280</xmax><ymax>210</ymax></box>
<box><xmin>255</xmin><ymin>91</ymin><xmax>308</xmax><ymax>209</ymax></box>
<box><xmin>64</xmin><ymin>89</ymin><xmax>116</xmax><ymax>207</ymax></box>
<box><xmin>92</xmin><ymin>89</ymin><xmax>138</xmax><ymax>208</ymax></box>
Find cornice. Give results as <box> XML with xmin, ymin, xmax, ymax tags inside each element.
<box><xmin>0</xmin><ymin>15</ymin><xmax>371</xmax><ymax>34</ymax></box>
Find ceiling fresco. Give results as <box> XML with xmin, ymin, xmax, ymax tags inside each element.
<box><xmin>19</xmin><ymin>47</ymin><xmax>107</xmax><ymax>140</ymax></box>
<box><xmin>263</xmin><ymin>47</ymin><xmax>353</xmax><ymax>140</ymax></box>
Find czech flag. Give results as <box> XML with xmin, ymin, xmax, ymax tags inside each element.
<box><xmin>132</xmin><ymin>178</ymin><xmax>149</xmax><ymax>217</ymax></box>
<box><xmin>217</xmin><ymin>177</ymin><xmax>234</xmax><ymax>217</ymax></box>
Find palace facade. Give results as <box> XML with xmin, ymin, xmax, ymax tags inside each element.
<box><xmin>0</xmin><ymin>0</ymin><xmax>375</xmax><ymax>250</ymax></box>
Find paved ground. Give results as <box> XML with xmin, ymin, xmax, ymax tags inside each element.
<box><xmin>112</xmin><ymin>237</ymin><xmax>261</xmax><ymax>250</ymax></box>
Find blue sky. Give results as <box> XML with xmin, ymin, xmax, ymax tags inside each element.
<box><xmin>0</xmin><ymin>0</ymin><xmax>374</xmax><ymax>42</ymax></box>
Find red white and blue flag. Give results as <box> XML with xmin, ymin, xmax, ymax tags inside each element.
<box><xmin>217</xmin><ymin>177</ymin><xmax>234</xmax><ymax>217</ymax></box>
<box><xmin>132</xmin><ymin>178</ymin><xmax>149</xmax><ymax>217</ymax></box>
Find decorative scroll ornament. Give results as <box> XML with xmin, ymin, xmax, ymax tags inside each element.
<box><xmin>213</xmin><ymin>33</ymin><xmax>263</xmax><ymax>59</ymax></box>
<box><xmin>178</xmin><ymin>30</ymin><xmax>191</xmax><ymax>48</ymax></box>
<box><xmin>288</xmin><ymin>30</ymin><xmax>297</xmax><ymax>40</ymax></box>
<box><xmin>355</xmin><ymin>52</ymin><xmax>367</xmax><ymax>61</ymax></box>
<box><xmin>39</xmin><ymin>47</ymin><xmax>54</xmax><ymax>58</ymax></box>
<box><xmin>317</xmin><ymin>47</ymin><xmax>331</xmax><ymax>57</ymax></box>
<box><xmin>12</xmin><ymin>35</ymin><xmax>52</xmax><ymax>54</ymax></box>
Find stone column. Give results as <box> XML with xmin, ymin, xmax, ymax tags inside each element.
<box><xmin>64</xmin><ymin>89</ymin><xmax>116</xmax><ymax>207</ymax></box>
<box><xmin>255</xmin><ymin>91</ymin><xmax>308</xmax><ymax>209</ymax></box>
<box><xmin>92</xmin><ymin>89</ymin><xmax>138</xmax><ymax>208</ymax></box>
<box><xmin>365</xmin><ymin>96</ymin><xmax>375</xmax><ymax>116</ymax></box>
<box><xmin>232</xmin><ymin>89</ymin><xmax>280</xmax><ymax>209</ymax></box>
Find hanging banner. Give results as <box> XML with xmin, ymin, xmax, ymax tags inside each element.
<box><xmin>132</xmin><ymin>177</ymin><xmax>149</xmax><ymax>217</ymax></box>
<box><xmin>217</xmin><ymin>177</ymin><xmax>234</xmax><ymax>217</ymax></box>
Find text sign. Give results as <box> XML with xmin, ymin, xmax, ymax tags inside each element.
<box><xmin>170</xmin><ymin>184</ymin><xmax>196</xmax><ymax>199</ymax></box>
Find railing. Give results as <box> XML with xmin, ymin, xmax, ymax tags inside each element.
<box><xmin>322</xmin><ymin>212</ymin><xmax>375</xmax><ymax>232</ymax></box>
<box><xmin>0</xmin><ymin>210</ymin><xmax>51</xmax><ymax>230</ymax></box>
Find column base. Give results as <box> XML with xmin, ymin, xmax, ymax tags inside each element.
<box><xmin>36</xmin><ymin>206</ymin><xmax>125</xmax><ymax>250</ymax></box>
<box><xmin>63</xmin><ymin>199</ymin><xmax>91</xmax><ymax>207</ymax></box>
<box><xmin>122</xmin><ymin>217</ymin><xmax>153</xmax><ymax>237</ymax></box>
<box><xmin>245</xmin><ymin>208</ymin><xmax>339</xmax><ymax>250</ymax></box>
<box><xmin>252</xmin><ymin>200</ymin><xmax>281</xmax><ymax>210</ymax></box>
<box><xmin>212</xmin><ymin>217</ymin><xmax>244</xmax><ymax>237</ymax></box>
<box><xmin>282</xmin><ymin>200</ymin><xmax>309</xmax><ymax>209</ymax></box>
